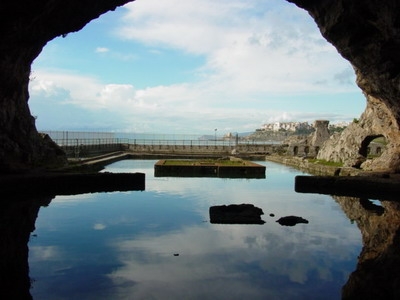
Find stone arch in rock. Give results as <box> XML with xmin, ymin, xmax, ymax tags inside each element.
<box><xmin>359</xmin><ymin>134</ymin><xmax>384</xmax><ymax>157</ymax></box>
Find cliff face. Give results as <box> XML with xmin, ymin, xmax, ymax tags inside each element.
<box><xmin>0</xmin><ymin>0</ymin><xmax>399</xmax><ymax>172</ymax></box>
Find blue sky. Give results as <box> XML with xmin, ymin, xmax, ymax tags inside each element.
<box><xmin>29</xmin><ymin>0</ymin><xmax>366</xmax><ymax>135</ymax></box>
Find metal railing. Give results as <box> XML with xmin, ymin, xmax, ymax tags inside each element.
<box><xmin>41</xmin><ymin>130</ymin><xmax>280</xmax><ymax>148</ymax></box>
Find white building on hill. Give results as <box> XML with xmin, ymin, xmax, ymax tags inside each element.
<box><xmin>261</xmin><ymin>122</ymin><xmax>312</xmax><ymax>132</ymax></box>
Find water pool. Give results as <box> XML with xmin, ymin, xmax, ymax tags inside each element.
<box><xmin>28</xmin><ymin>160</ymin><xmax>363</xmax><ymax>299</ymax></box>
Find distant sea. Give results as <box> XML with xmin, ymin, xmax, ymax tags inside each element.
<box><xmin>42</xmin><ymin>131</ymin><xmax>229</xmax><ymax>142</ymax></box>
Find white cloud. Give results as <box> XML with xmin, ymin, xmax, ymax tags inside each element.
<box><xmin>30</xmin><ymin>70</ymin><xmax>134</xmax><ymax>110</ymax></box>
<box><xmin>29</xmin><ymin>67</ymin><xmax>363</xmax><ymax>133</ymax></box>
<box><xmin>119</xmin><ymin>0</ymin><xmax>355</xmax><ymax>95</ymax></box>
<box><xmin>118</xmin><ymin>0</ymin><xmax>250</xmax><ymax>54</ymax></box>
<box><xmin>95</xmin><ymin>46</ymin><xmax>138</xmax><ymax>62</ymax></box>
<box><xmin>95</xmin><ymin>47</ymin><xmax>110</xmax><ymax>53</ymax></box>
<box><xmin>30</xmin><ymin>78</ymin><xmax>70</xmax><ymax>100</ymax></box>
<box><xmin>29</xmin><ymin>0</ymin><xmax>365</xmax><ymax>133</ymax></box>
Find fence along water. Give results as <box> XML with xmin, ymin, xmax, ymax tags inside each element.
<box><xmin>41</xmin><ymin>131</ymin><xmax>282</xmax><ymax>158</ymax></box>
<box><xmin>40</xmin><ymin>131</ymin><xmax>261</xmax><ymax>147</ymax></box>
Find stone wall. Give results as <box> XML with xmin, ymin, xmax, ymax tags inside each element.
<box><xmin>266</xmin><ymin>155</ymin><xmax>360</xmax><ymax>176</ymax></box>
<box><xmin>127</xmin><ymin>143</ymin><xmax>282</xmax><ymax>156</ymax></box>
<box><xmin>285</xmin><ymin>120</ymin><xmax>330</xmax><ymax>158</ymax></box>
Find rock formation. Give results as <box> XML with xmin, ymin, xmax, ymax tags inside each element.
<box><xmin>209</xmin><ymin>204</ymin><xmax>265</xmax><ymax>224</ymax></box>
<box><xmin>317</xmin><ymin>95</ymin><xmax>400</xmax><ymax>170</ymax></box>
<box><xmin>0</xmin><ymin>0</ymin><xmax>399</xmax><ymax>172</ymax></box>
<box><xmin>276</xmin><ymin>215</ymin><xmax>309</xmax><ymax>226</ymax></box>
<box><xmin>309</xmin><ymin>120</ymin><xmax>330</xmax><ymax>147</ymax></box>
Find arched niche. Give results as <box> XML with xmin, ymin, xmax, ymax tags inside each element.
<box><xmin>359</xmin><ymin>135</ymin><xmax>386</xmax><ymax>158</ymax></box>
<box><xmin>352</xmin><ymin>134</ymin><xmax>387</xmax><ymax>169</ymax></box>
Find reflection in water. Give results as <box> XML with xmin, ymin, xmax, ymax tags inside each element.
<box><xmin>28</xmin><ymin>160</ymin><xmax>359</xmax><ymax>299</ymax></box>
<box><xmin>0</xmin><ymin>195</ymin><xmax>53</xmax><ymax>299</ymax></box>
<box><xmin>334</xmin><ymin>196</ymin><xmax>400</xmax><ymax>299</ymax></box>
<box><xmin>2</xmin><ymin>160</ymin><xmax>396</xmax><ymax>299</ymax></box>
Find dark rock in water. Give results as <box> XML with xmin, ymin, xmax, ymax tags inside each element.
<box><xmin>276</xmin><ymin>216</ymin><xmax>309</xmax><ymax>226</ymax></box>
<box><xmin>209</xmin><ymin>204</ymin><xmax>265</xmax><ymax>225</ymax></box>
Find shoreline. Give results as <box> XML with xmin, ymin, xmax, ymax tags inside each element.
<box><xmin>3</xmin><ymin>153</ymin><xmax>400</xmax><ymax>200</ymax></box>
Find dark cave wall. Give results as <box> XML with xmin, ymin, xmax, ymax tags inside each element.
<box><xmin>0</xmin><ymin>0</ymin><xmax>133</xmax><ymax>172</ymax></box>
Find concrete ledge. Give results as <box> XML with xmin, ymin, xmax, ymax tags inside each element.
<box><xmin>265</xmin><ymin>155</ymin><xmax>361</xmax><ymax>176</ymax></box>
<box><xmin>154</xmin><ymin>158</ymin><xmax>266</xmax><ymax>178</ymax></box>
<box><xmin>0</xmin><ymin>172</ymin><xmax>145</xmax><ymax>197</ymax></box>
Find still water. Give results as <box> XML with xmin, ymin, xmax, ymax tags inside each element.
<box><xmin>28</xmin><ymin>160</ymin><xmax>362</xmax><ymax>299</ymax></box>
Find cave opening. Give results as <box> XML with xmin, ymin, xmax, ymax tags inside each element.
<box><xmin>27</xmin><ymin>1</ymin><xmax>365</xmax><ymax>136</ymax></box>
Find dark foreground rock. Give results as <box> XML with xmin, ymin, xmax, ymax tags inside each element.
<box><xmin>209</xmin><ymin>204</ymin><xmax>265</xmax><ymax>224</ymax></box>
<box><xmin>276</xmin><ymin>216</ymin><xmax>309</xmax><ymax>226</ymax></box>
<box><xmin>0</xmin><ymin>172</ymin><xmax>145</xmax><ymax>197</ymax></box>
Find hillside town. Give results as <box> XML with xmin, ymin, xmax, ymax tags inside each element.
<box><xmin>234</xmin><ymin>120</ymin><xmax>351</xmax><ymax>143</ymax></box>
<box><xmin>258</xmin><ymin>121</ymin><xmax>350</xmax><ymax>133</ymax></box>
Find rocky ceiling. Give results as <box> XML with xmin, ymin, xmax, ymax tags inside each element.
<box><xmin>0</xmin><ymin>0</ymin><xmax>399</xmax><ymax>172</ymax></box>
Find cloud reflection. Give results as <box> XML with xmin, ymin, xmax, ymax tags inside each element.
<box><xmin>93</xmin><ymin>223</ymin><xmax>107</xmax><ymax>230</ymax></box>
<box><xmin>107</xmin><ymin>217</ymin><xmax>359</xmax><ymax>299</ymax></box>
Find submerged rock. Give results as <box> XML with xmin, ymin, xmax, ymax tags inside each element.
<box><xmin>276</xmin><ymin>216</ymin><xmax>309</xmax><ymax>226</ymax></box>
<box><xmin>209</xmin><ymin>204</ymin><xmax>265</xmax><ymax>225</ymax></box>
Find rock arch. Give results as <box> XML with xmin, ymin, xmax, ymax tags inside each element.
<box><xmin>359</xmin><ymin>134</ymin><xmax>384</xmax><ymax>157</ymax></box>
<box><xmin>0</xmin><ymin>0</ymin><xmax>399</xmax><ymax>172</ymax></box>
